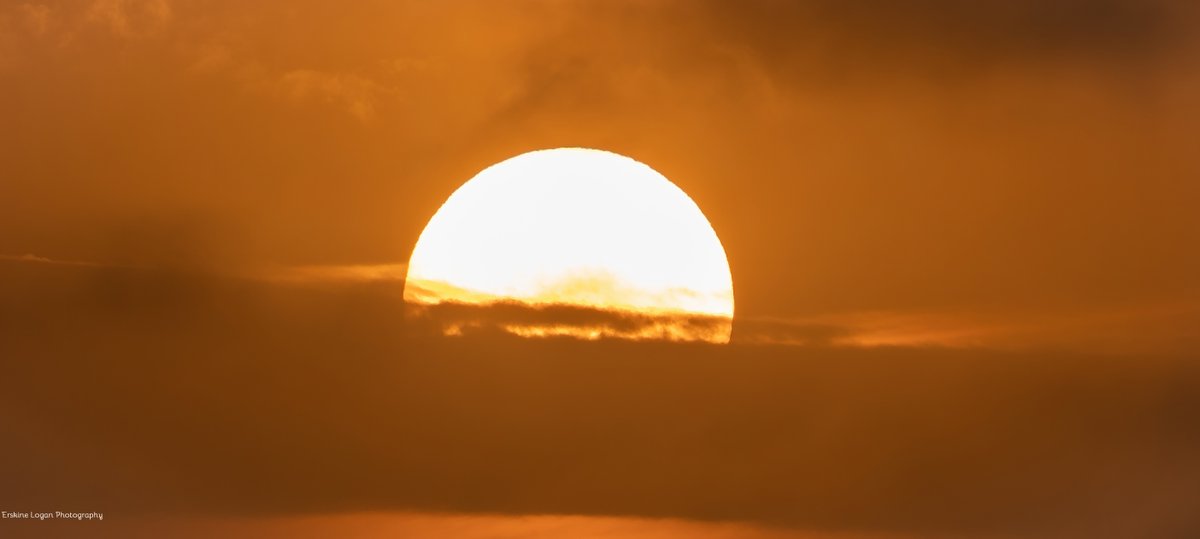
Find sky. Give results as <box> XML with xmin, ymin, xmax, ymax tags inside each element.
<box><xmin>2</xmin><ymin>1</ymin><xmax>1199</xmax><ymax>537</ymax></box>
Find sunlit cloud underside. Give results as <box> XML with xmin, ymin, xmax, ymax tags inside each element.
<box><xmin>405</xmin><ymin>280</ymin><xmax>734</xmax><ymax>344</ymax></box>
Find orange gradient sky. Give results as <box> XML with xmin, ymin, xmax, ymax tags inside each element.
<box><xmin>2</xmin><ymin>2</ymin><xmax>1200</xmax><ymax>538</ymax></box>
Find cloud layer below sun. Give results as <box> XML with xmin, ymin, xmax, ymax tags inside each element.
<box><xmin>2</xmin><ymin>258</ymin><xmax>1198</xmax><ymax>538</ymax></box>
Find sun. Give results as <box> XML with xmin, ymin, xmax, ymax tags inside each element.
<box><xmin>404</xmin><ymin>147</ymin><xmax>734</xmax><ymax>343</ymax></box>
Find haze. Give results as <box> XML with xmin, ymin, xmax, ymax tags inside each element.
<box><xmin>2</xmin><ymin>1</ymin><xmax>1199</xmax><ymax>538</ymax></box>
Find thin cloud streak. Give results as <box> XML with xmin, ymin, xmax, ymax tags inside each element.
<box><xmin>0</xmin><ymin>252</ymin><xmax>406</xmax><ymax>283</ymax></box>
<box><xmin>249</xmin><ymin>262</ymin><xmax>408</xmax><ymax>284</ymax></box>
<box><xmin>0</xmin><ymin>253</ymin><xmax>105</xmax><ymax>267</ymax></box>
<box><xmin>4</xmin><ymin>253</ymin><xmax>1195</xmax><ymax>353</ymax></box>
<box><xmin>1</xmin><ymin>511</ymin><xmax>917</xmax><ymax>539</ymax></box>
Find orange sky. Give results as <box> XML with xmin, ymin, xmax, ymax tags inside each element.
<box><xmin>2</xmin><ymin>0</ymin><xmax>1198</xmax><ymax>351</ymax></box>
<box><xmin>2</xmin><ymin>1</ymin><xmax>1199</xmax><ymax>537</ymax></box>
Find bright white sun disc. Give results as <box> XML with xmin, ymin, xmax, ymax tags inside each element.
<box><xmin>404</xmin><ymin>147</ymin><xmax>734</xmax><ymax>342</ymax></box>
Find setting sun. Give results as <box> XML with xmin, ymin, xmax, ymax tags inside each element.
<box><xmin>404</xmin><ymin>148</ymin><xmax>734</xmax><ymax>342</ymax></box>
<box><xmin>5</xmin><ymin>2</ymin><xmax>1197</xmax><ymax>537</ymax></box>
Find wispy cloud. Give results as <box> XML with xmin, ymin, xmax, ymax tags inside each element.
<box><xmin>5</xmin><ymin>252</ymin><xmax>1197</xmax><ymax>353</ymax></box>
<box><xmin>185</xmin><ymin>44</ymin><xmax>397</xmax><ymax>122</ymax></box>
<box><xmin>251</xmin><ymin>262</ymin><xmax>408</xmax><ymax>284</ymax></box>
<box><xmin>277</xmin><ymin>69</ymin><xmax>393</xmax><ymax>122</ymax></box>
<box><xmin>741</xmin><ymin>303</ymin><xmax>1200</xmax><ymax>353</ymax></box>
<box><xmin>1</xmin><ymin>253</ymin><xmax>406</xmax><ymax>284</ymax></box>
<box><xmin>2</xmin><ymin>253</ymin><xmax>408</xmax><ymax>280</ymax></box>
<box><xmin>19</xmin><ymin>3</ymin><xmax>52</xmax><ymax>36</ymax></box>
<box><xmin>0</xmin><ymin>253</ymin><xmax>104</xmax><ymax>267</ymax></box>
<box><xmin>87</xmin><ymin>0</ymin><xmax>171</xmax><ymax>37</ymax></box>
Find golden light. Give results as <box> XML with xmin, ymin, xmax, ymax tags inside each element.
<box><xmin>404</xmin><ymin>148</ymin><xmax>734</xmax><ymax>343</ymax></box>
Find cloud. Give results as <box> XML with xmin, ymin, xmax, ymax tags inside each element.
<box><xmin>277</xmin><ymin>69</ymin><xmax>393</xmax><ymax>122</ymax></box>
<box><xmin>6</xmin><ymin>253</ymin><xmax>1195</xmax><ymax>353</ymax></box>
<box><xmin>19</xmin><ymin>3</ymin><xmax>52</xmax><ymax>36</ymax></box>
<box><xmin>87</xmin><ymin>0</ymin><xmax>171</xmax><ymax>37</ymax></box>
<box><xmin>183</xmin><ymin>41</ymin><xmax>400</xmax><ymax>122</ymax></box>
<box><xmin>402</xmin><ymin>282</ymin><xmax>1200</xmax><ymax>352</ymax></box>
<box><xmin>2</xmin><ymin>262</ymin><xmax>1198</xmax><ymax>538</ymax></box>
<box><xmin>253</xmin><ymin>262</ymin><xmax>408</xmax><ymax>284</ymax></box>
<box><xmin>1</xmin><ymin>252</ymin><xmax>409</xmax><ymax>287</ymax></box>
<box><xmin>0</xmin><ymin>253</ymin><xmax>103</xmax><ymax>267</ymax></box>
<box><xmin>0</xmin><ymin>512</ymin><xmax>906</xmax><ymax>539</ymax></box>
<box><xmin>408</xmin><ymin>299</ymin><xmax>733</xmax><ymax>343</ymax></box>
<box><xmin>1</xmin><ymin>2</ymin><xmax>394</xmax><ymax>120</ymax></box>
<box><xmin>690</xmin><ymin>0</ymin><xmax>1196</xmax><ymax>81</ymax></box>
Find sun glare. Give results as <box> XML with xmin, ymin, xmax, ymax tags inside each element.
<box><xmin>404</xmin><ymin>148</ymin><xmax>734</xmax><ymax>343</ymax></box>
